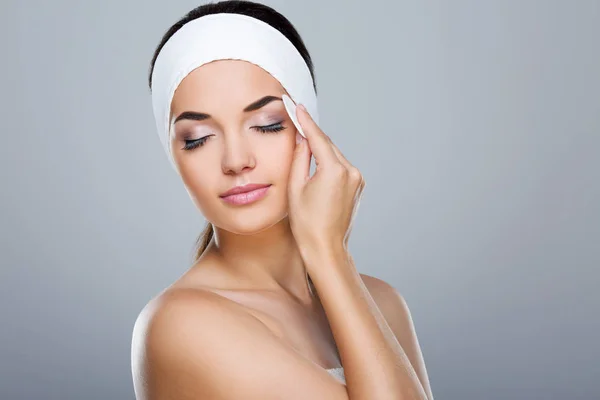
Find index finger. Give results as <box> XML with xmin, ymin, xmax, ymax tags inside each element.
<box><xmin>296</xmin><ymin>104</ymin><xmax>338</xmax><ymax>166</ymax></box>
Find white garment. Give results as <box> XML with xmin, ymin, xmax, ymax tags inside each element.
<box><xmin>326</xmin><ymin>367</ymin><xmax>346</xmax><ymax>385</ymax></box>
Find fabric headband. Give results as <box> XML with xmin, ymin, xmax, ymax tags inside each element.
<box><xmin>151</xmin><ymin>13</ymin><xmax>319</xmax><ymax>170</ymax></box>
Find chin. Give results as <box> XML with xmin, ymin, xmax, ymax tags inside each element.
<box><xmin>220</xmin><ymin>213</ymin><xmax>287</xmax><ymax>235</ymax></box>
<box><xmin>213</xmin><ymin>202</ymin><xmax>289</xmax><ymax>236</ymax></box>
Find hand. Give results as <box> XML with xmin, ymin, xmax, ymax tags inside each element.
<box><xmin>287</xmin><ymin>104</ymin><xmax>365</xmax><ymax>266</ymax></box>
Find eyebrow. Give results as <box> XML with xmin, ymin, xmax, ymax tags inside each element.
<box><xmin>173</xmin><ymin>95</ymin><xmax>282</xmax><ymax>124</ymax></box>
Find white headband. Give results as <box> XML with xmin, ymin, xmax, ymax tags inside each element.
<box><xmin>151</xmin><ymin>13</ymin><xmax>319</xmax><ymax>170</ymax></box>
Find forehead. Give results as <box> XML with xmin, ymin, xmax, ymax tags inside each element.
<box><xmin>170</xmin><ymin>59</ymin><xmax>285</xmax><ymax>116</ymax></box>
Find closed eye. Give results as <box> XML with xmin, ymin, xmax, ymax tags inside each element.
<box><xmin>183</xmin><ymin>136</ymin><xmax>210</xmax><ymax>151</ymax></box>
<box><xmin>254</xmin><ymin>122</ymin><xmax>286</xmax><ymax>133</ymax></box>
<box><xmin>181</xmin><ymin>122</ymin><xmax>286</xmax><ymax>151</ymax></box>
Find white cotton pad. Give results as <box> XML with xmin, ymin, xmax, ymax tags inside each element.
<box><xmin>282</xmin><ymin>94</ymin><xmax>306</xmax><ymax>138</ymax></box>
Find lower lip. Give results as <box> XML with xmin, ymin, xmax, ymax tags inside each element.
<box><xmin>220</xmin><ymin>186</ymin><xmax>271</xmax><ymax>205</ymax></box>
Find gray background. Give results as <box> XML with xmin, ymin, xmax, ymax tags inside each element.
<box><xmin>1</xmin><ymin>0</ymin><xmax>598</xmax><ymax>399</ymax></box>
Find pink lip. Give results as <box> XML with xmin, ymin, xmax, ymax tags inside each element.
<box><xmin>220</xmin><ymin>184</ymin><xmax>272</xmax><ymax>205</ymax></box>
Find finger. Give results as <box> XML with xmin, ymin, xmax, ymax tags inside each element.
<box><xmin>329</xmin><ymin>140</ymin><xmax>353</xmax><ymax>170</ymax></box>
<box><xmin>288</xmin><ymin>135</ymin><xmax>311</xmax><ymax>192</ymax></box>
<box><xmin>329</xmin><ymin>139</ymin><xmax>363</xmax><ymax>191</ymax></box>
<box><xmin>296</xmin><ymin>105</ymin><xmax>339</xmax><ymax>167</ymax></box>
<box><xmin>313</xmin><ymin>124</ymin><xmax>355</xmax><ymax>172</ymax></box>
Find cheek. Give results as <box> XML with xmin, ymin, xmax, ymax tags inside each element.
<box><xmin>177</xmin><ymin>155</ymin><xmax>219</xmax><ymax>206</ymax></box>
<box><xmin>259</xmin><ymin>134</ymin><xmax>296</xmax><ymax>180</ymax></box>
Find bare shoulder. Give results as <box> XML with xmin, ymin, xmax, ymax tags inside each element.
<box><xmin>358</xmin><ymin>273</ymin><xmax>412</xmax><ymax>318</ymax></box>
<box><xmin>359</xmin><ymin>273</ymin><xmax>403</xmax><ymax>300</ymax></box>
<box><xmin>359</xmin><ymin>273</ymin><xmax>434</xmax><ymax>400</ymax></box>
<box><xmin>130</xmin><ymin>288</ymin><xmax>217</xmax><ymax>399</ymax></box>
<box><xmin>131</xmin><ymin>287</ymin><xmax>349</xmax><ymax>400</ymax></box>
<box><xmin>358</xmin><ymin>273</ymin><xmax>414</xmax><ymax>338</ymax></box>
<box><xmin>131</xmin><ymin>288</ymin><xmax>265</xmax><ymax>399</ymax></box>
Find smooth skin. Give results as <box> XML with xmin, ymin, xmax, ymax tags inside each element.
<box><xmin>132</xmin><ymin>60</ymin><xmax>434</xmax><ymax>400</ymax></box>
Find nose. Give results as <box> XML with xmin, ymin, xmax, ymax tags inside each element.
<box><xmin>221</xmin><ymin>132</ymin><xmax>256</xmax><ymax>175</ymax></box>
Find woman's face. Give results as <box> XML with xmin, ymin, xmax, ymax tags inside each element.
<box><xmin>169</xmin><ymin>60</ymin><xmax>299</xmax><ymax>235</ymax></box>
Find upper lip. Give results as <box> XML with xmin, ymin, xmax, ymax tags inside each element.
<box><xmin>219</xmin><ymin>183</ymin><xmax>271</xmax><ymax>197</ymax></box>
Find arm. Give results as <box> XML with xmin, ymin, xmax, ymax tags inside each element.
<box><xmin>306</xmin><ymin>249</ymin><xmax>430</xmax><ymax>400</ymax></box>
<box><xmin>131</xmin><ymin>289</ymin><xmax>351</xmax><ymax>400</ymax></box>
<box><xmin>286</xmin><ymin>102</ymin><xmax>430</xmax><ymax>399</ymax></box>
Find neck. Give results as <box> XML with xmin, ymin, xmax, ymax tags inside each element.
<box><xmin>203</xmin><ymin>217</ymin><xmax>316</xmax><ymax>306</ymax></box>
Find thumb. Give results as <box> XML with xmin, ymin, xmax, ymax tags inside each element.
<box><xmin>288</xmin><ymin>134</ymin><xmax>310</xmax><ymax>193</ymax></box>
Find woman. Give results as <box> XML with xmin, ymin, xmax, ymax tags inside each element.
<box><xmin>131</xmin><ymin>1</ymin><xmax>434</xmax><ymax>399</ymax></box>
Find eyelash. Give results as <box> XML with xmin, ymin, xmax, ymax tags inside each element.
<box><xmin>182</xmin><ymin>122</ymin><xmax>286</xmax><ymax>151</ymax></box>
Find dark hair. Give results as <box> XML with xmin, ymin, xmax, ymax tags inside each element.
<box><xmin>148</xmin><ymin>1</ymin><xmax>318</xmax><ymax>263</ymax></box>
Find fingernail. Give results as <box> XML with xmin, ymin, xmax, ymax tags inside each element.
<box><xmin>298</xmin><ymin>104</ymin><xmax>307</xmax><ymax>112</ymax></box>
<box><xmin>295</xmin><ymin>132</ymin><xmax>303</xmax><ymax>144</ymax></box>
